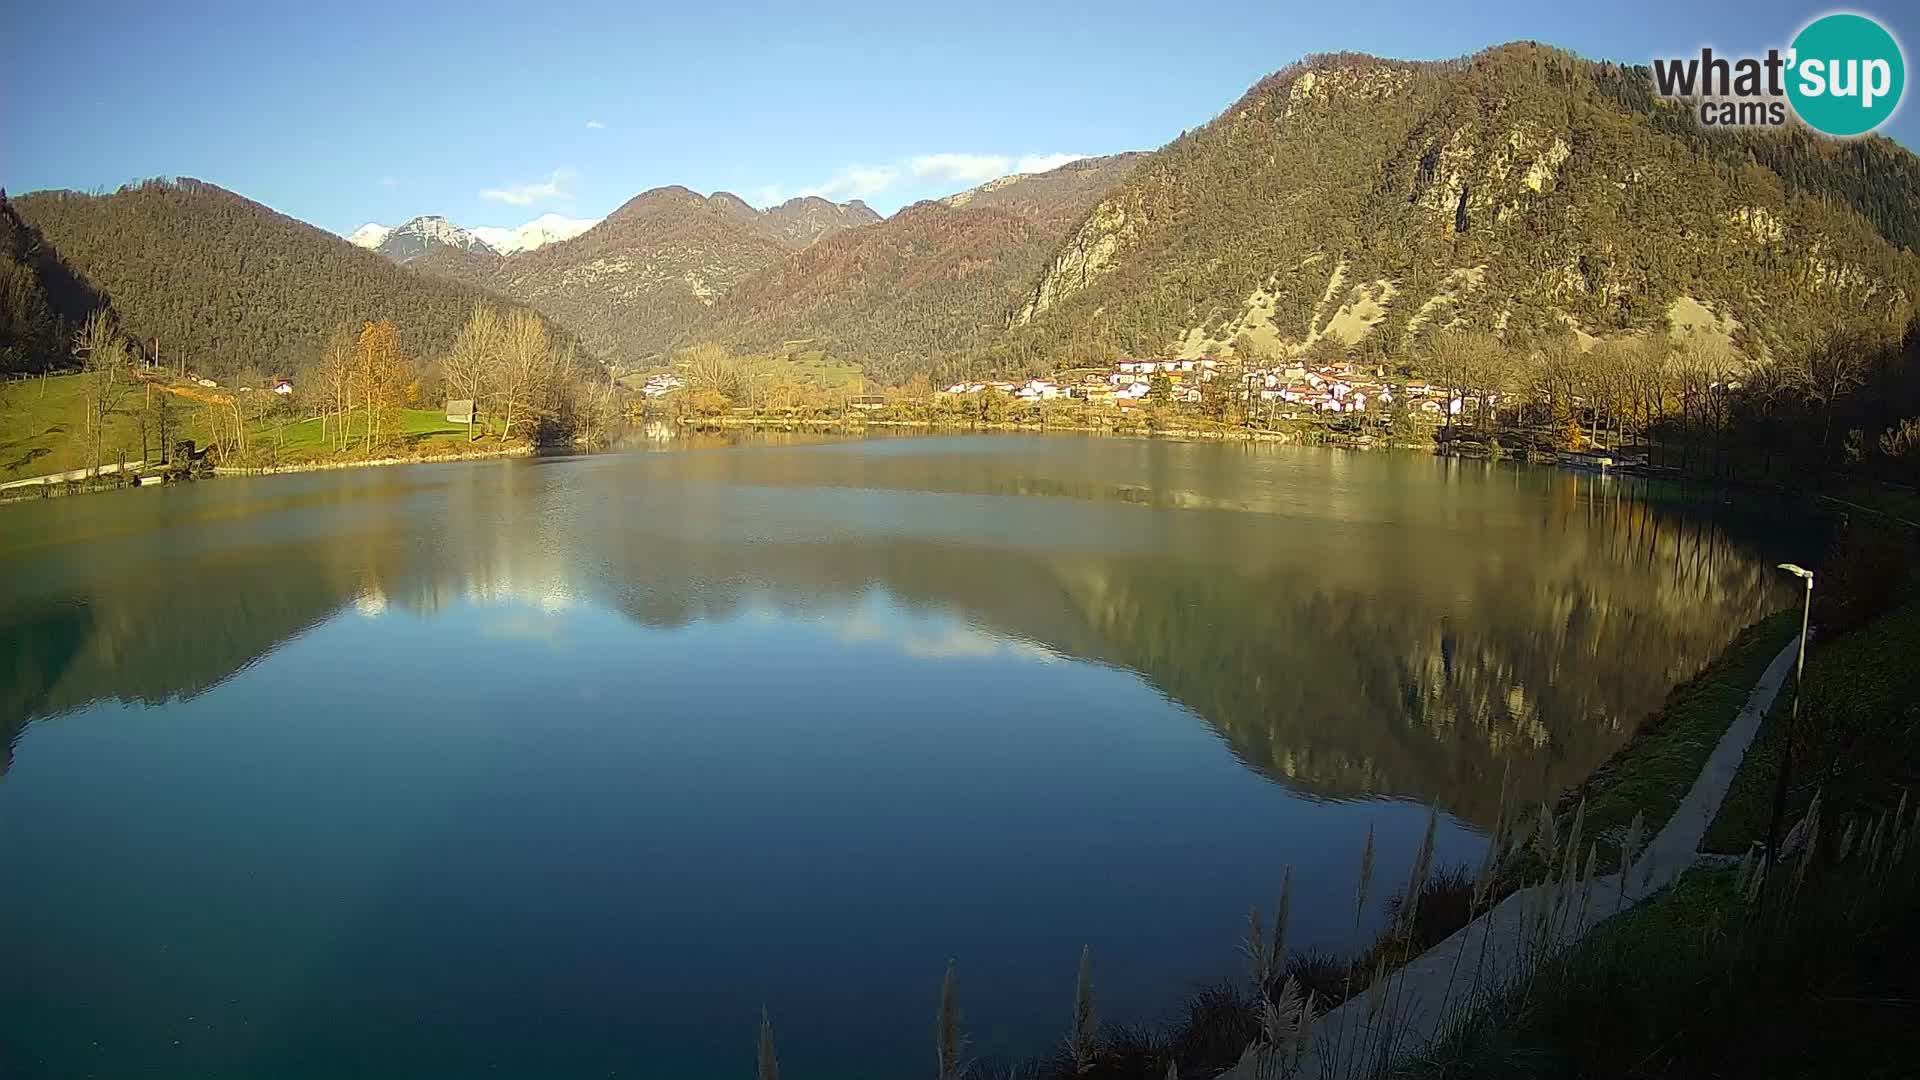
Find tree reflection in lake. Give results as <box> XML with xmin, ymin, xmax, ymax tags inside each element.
<box><xmin>0</xmin><ymin>436</ymin><xmax>1807</xmax><ymax>1077</ymax></box>
<box><xmin>2</xmin><ymin>436</ymin><xmax>1793</xmax><ymax>824</ymax></box>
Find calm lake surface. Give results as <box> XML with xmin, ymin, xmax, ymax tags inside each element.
<box><xmin>0</xmin><ymin>435</ymin><xmax>1796</xmax><ymax>1078</ymax></box>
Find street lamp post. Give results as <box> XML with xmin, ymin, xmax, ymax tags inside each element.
<box><xmin>1764</xmin><ymin>563</ymin><xmax>1815</xmax><ymax>864</ymax></box>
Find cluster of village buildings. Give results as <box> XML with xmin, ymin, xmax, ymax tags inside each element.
<box><xmin>639</xmin><ymin>373</ymin><xmax>685</xmax><ymax>398</ymax></box>
<box><xmin>942</xmin><ymin>358</ymin><xmax>1474</xmax><ymax>418</ymax></box>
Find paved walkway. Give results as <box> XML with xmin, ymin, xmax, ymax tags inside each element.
<box><xmin>0</xmin><ymin>459</ymin><xmax>149</xmax><ymax>490</ymax></box>
<box><xmin>1227</xmin><ymin>633</ymin><xmax>1802</xmax><ymax>1080</ymax></box>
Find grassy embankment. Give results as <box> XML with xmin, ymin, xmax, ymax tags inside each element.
<box><xmin>971</xmin><ymin>514</ymin><xmax>1919</xmax><ymax>1078</ymax></box>
<box><xmin>959</xmin><ymin>601</ymin><xmax>1812</xmax><ymax>1079</ymax></box>
<box><xmin>1502</xmin><ymin>609</ymin><xmax>1801</xmax><ymax>880</ymax></box>
<box><xmin>232</xmin><ymin>408</ymin><xmax>513</xmax><ymax>470</ymax></box>
<box><xmin>1</xmin><ymin>372</ymin><xmax>518</xmax><ymax>484</ymax></box>
<box><xmin>976</xmin><ymin>533</ymin><xmax>1914</xmax><ymax>1079</ymax></box>
<box><xmin>1413</xmin><ymin>571</ymin><xmax>1920</xmax><ymax>1079</ymax></box>
<box><xmin>1</xmin><ymin>371</ymin><xmax>152</xmax><ymax>479</ymax></box>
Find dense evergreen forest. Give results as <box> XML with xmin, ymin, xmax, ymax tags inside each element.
<box><xmin>0</xmin><ymin>192</ymin><xmax>106</xmax><ymax>375</ymax></box>
<box><xmin>1591</xmin><ymin>65</ymin><xmax>1920</xmax><ymax>254</ymax></box>
<box><xmin>8</xmin><ymin>179</ymin><xmax>578</xmax><ymax>382</ymax></box>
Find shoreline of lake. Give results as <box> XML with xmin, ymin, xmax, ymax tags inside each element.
<box><xmin>673</xmin><ymin>414</ymin><xmax>1346</xmax><ymax>445</ymax></box>
<box><xmin>212</xmin><ymin>442</ymin><xmax>535</xmax><ymax>476</ymax></box>
<box><xmin>0</xmin><ymin>432</ymin><xmax>1802</xmax><ymax>1078</ymax></box>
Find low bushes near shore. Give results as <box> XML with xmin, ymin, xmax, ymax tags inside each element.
<box><xmin>1412</xmin><ymin>797</ymin><xmax>1920</xmax><ymax>1079</ymax></box>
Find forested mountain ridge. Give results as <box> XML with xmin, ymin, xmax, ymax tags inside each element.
<box><xmin>1588</xmin><ymin>66</ymin><xmax>1920</xmax><ymax>255</ymax></box>
<box><xmin>0</xmin><ymin>190</ymin><xmax>107</xmax><ymax>374</ymax></box>
<box><xmin>11</xmin><ymin>179</ymin><xmax>579</xmax><ymax>380</ymax></box>
<box><xmin>681</xmin><ymin>201</ymin><xmax>1050</xmax><ymax>384</ymax></box>
<box><xmin>680</xmin><ymin>154</ymin><xmax>1145</xmax><ymax>382</ymax></box>
<box><xmin>1006</xmin><ymin>45</ymin><xmax>1920</xmax><ymax>371</ymax></box>
<box><xmin>939</xmin><ymin>153</ymin><xmax>1146</xmax><ymax>232</ymax></box>
<box><xmin>14</xmin><ymin>46</ymin><xmax>1917</xmax><ymax>387</ymax></box>
<box><xmin>412</xmin><ymin>186</ymin><xmax>880</xmax><ymax>365</ymax></box>
<box><xmin>757</xmin><ymin>195</ymin><xmax>882</xmax><ymax>246</ymax></box>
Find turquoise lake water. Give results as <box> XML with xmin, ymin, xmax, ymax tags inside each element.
<box><xmin>0</xmin><ymin>435</ymin><xmax>1795</xmax><ymax>1078</ymax></box>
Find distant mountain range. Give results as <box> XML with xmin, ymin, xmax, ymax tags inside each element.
<box><xmin>378</xmin><ymin>162</ymin><xmax>1138</xmax><ymax>369</ymax></box>
<box><xmin>472</xmin><ymin>214</ymin><xmax>601</xmax><ymax>255</ymax></box>
<box><xmin>8</xmin><ymin>41</ymin><xmax>1919</xmax><ymax>387</ymax></box>
<box><xmin>402</xmin><ymin>189</ymin><xmax>884</xmax><ymax>362</ymax></box>
<box><xmin>347</xmin><ymin>213</ymin><xmax>601</xmax><ymax>262</ymax></box>
<box><xmin>683</xmin><ymin>154</ymin><xmax>1145</xmax><ymax>382</ymax></box>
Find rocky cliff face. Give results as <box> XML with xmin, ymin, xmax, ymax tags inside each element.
<box><xmin>1010</xmin><ymin>46</ymin><xmax>1917</xmax><ymax>366</ymax></box>
<box><xmin>369</xmin><ymin>215</ymin><xmax>497</xmax><ymax>263</ymax></box>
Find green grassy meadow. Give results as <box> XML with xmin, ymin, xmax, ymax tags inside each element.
<box><xmin>2</xmin><ymin>373</ymin><xmax>514</xmax><ymax>480</ymax></box>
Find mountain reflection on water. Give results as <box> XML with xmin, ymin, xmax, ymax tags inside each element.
<box><xmin>0</xmin><ymin>435</ymin><xmax>1794</xmax><ymax>823</ymax></box>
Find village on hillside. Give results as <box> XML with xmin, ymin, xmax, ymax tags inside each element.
<box><xmin>941</xmin><ymin>357</ymin><xmax>1473</xmax><ymax>419</ymax></box>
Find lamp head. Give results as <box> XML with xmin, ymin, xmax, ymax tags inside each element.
<box><xmin>1778</xmin><ymin>563</ymin><xmax>1814</xmax><ymax>581</ymax></box>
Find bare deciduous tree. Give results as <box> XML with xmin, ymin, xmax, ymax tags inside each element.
<box><xmin>1424</xmin><ymin>329</ymin><xmax>1506</xmax><ymax>437</ymax></box>
<box><xmin>315</xmin><ymin>324</ymin><xmax>357</xmax><ymax>450</ymax></box>
<box><xmin>1784</xmin><ymin>332</ymin><xmax>1873</xmax><ymax>479</ymax></box>
<box><xmin>680</xmin><ymin>341</ymin><xmax>744</xmax><ymax>402</ymax></box>
<box><xmin>491</xmin><ymin>310</ymin><xmax>553</xmax><ymax>442</ymax></box>
<box><xmin>444</xmin><ymin>305</ymin><xmax>502</xmax><ymax>441</ymax></box>
<box><xmin>72</xmin><ymin>309</ymin><xmax>131</xmax><ymax>477</ymax></box>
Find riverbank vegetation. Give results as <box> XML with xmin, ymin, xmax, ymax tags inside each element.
<box><xmin>644</xmin><ymin>311</ymin><xmax>1920</xmax><ymax>503</ymax></box>
<box><xmin>1</xmin><ymin>299</ymin><xmax>624</xmax><ymax>486</ymax></box>
<box><xmin>1414</xmin><ymin>526</ymin><xmax>1920</xmax><ymax>1079</ymax></box>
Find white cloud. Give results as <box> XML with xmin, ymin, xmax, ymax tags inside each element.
<box><xmin>379</xmin><ymin>175</ymin><xmax>398</xmax><ymax>188</ymax></box>
<box><xmin>911</xmin><ymin>152</ymin><xmax>1086</xmax><ymax>183</ymax></box>
<box><xmin>831</xmin><ymin>609</ymin><xmax>1056</xmax><ymax>662</ymax></box>
<box><xmin>753</xmin><ymin>184</ymin><xmax>786</xmax><ymax>207</ymax></box>
<box><xmin>796</xmin><ymin>162</ymin><xmax>902</xmax><ymax>201</ymax></box>
<box><xmin>480</xmin><ymin>168</ymin><xmax>577</xmax><ymax>206</ymax></box>
<box><xmin>585</xmin><ymin>119</ymin><xmax>606</xmax><ymax>130</ymax></box>
<box><xmin>1013</xmin><ymin>152</ymin><xmax>1085</xmax><ymax>174</ymax></box>
<box><xmin>776</xmin><ymin>152</ymin><xmax>1089</xmax><ymax>208</ymax></box>
<box><xmin>910</xmin><ymin>152</ymin><xmax>1013</xmax><ymax>184</ymax></box>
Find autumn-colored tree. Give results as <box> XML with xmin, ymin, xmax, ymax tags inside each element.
<box><xmin>681</xmin><ymin>342</ymin><xmax>744</xmax><ymax>400</ymax></box>
<box><xmin>683</xmin><ymin>387</ymin><xmax>731</xmax><ymax>417</ymax></box>
<box><xmin>1147</xmin><ymin>372</ymin><xmax>1173</xmax><ymax>405</ymax></box>
<box><xmin>353</xmin><ymin>319</ymin><xmax>408</xmax><ymax>453</ymax></box>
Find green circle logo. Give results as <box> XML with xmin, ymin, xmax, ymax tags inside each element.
<box><xmin>1787</xmin><ymin>13</ymin><xmax>1905</xmax><ymax>136</ymax></box>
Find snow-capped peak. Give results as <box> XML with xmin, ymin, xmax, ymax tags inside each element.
<box><xmin>472</xmin><ymin>213</ymin><xmax>600</xmax><ymax>255</ymax></box>
<box><xmin>390</xmin><ymin>215</ymin><xmax>491</xmax><ymax>251</ymax></box>
<box><xmin>345</xmin><ymin>212</ymin><xmax>597</xmax><ymax>260</ymax></box>
<box><xmin>347</xmin><ymin>222</ymin><xmax>393</xmax><ymax>249</ymax></box>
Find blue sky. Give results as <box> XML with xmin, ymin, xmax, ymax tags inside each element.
<box><xmin>4</xmin><ymin>0</ymin><xmax>1915</xmax><ymax>236</ymax></box>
